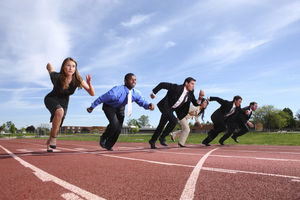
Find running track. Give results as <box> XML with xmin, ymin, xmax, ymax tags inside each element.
<box><xmin>0</xmin><ymin>139</ymin><xmax>300</xmax><ymax>200</ymax></box>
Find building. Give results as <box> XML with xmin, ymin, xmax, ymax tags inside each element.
<box><xmin>60</xmin><ymin>126</ymin><xmax>106</xmax><ymax>134</ymax></box>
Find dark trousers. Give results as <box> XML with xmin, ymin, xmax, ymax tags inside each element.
<box><xmin>202</xmin><ymin>118</ymin><xmax>226</xmax><ymax>144</ymax></box>
<box><xmin>220</xmin><ymin>121</ymin><xmax>249</xmax><ymax>142</ymax></box>
<box><xmin>233</xmin><ymin>123</ymin><xmax>249</xmax><ymax>137</ymax></box>
<box><xmin>102</xmin><ymin>103</ymin><xmax>125</xmax><ymax>148</ymax></box>
<box><xmin>150</xmin><ymin>109</ymin><xmax>177</xmax><ymax>142</ymax></box>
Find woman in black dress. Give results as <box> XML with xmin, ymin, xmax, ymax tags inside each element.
<box><xmin>44</xmin><ymin>57</ymin><xmax>95</xmax><ymax>152</ymax></box>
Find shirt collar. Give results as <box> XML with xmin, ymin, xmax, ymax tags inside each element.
<box><xmin>123</xmin><ymin>85</ymin><xmax>132</xmax><ymax>93</ymax></box>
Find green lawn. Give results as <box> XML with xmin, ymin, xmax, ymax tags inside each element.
<box><xmin>21</xmin><ymin>132</ymin><xmax>300</xmax><ymax>146</ymax></box>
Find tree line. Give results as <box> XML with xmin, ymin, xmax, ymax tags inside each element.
<box><xmin>253</xmin><ymin>106</ymin><xmax>300</xmax><ymax>131</ymax></box>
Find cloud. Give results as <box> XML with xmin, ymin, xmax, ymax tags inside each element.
<box><xmin>165</xmin><ymin>41</ymin><xmax>176</xmax><ymax>48</ymax></box>
<box><xmin>121</xmin><ymin>14</ymin><xmax>153</xmax><ymax>27</ymax></box>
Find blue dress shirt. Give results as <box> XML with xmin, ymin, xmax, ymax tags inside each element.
<box><xmin>91</xmin><ymin>85</ymin><xmax>150</xmax><ymax>109</ymax></box>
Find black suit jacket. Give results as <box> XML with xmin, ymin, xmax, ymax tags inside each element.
<box><xmin>236</xmin><ymin>106</ymin><xmax>252</xmax><ymax>124</ymax></box>
<box><xmin>210</xmin><ymin>97</ymin><xmax>241</xmax><ymax>123</ymax></box>
<box><xmin>152</xmin><ymin>82</ymin><xmax>199</xmax><ymax>120</ymax></box>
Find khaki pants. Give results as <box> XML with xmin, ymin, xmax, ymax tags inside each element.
<box><xmin>171</xmin><ymin>118</ymin><xmax>190</xmax><ymax>145</ymax></box>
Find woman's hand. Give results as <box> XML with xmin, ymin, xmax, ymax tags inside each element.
<box><xmin>81</xmin><ymin>74</ymin><xmax>95</xmax><ymax>96</ymax></box>
<box><xmin>46</xmin><ymin>63</ymin><xmax>54</xmax><ymax>75</ymax></box>
<box><xmin>86</xmin><ymin>74</ymin><xmax>92</xmax><ymax>86</ymax></box>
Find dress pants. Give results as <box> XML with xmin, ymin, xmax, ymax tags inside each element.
<box><xmin>171</xmin><ymin>117</ymin><xmax>190</xmax><ymax>145</ymax></box>
<box><xmin>102</xmin><ymin>103</ymin><xmax>125</xmax><ymax>149</ymax></box>
<box><xmin>202</xmin><ymin>117</ymin><xmax>226</xmax><ymax>144</ymax></box>
<box><xmin>232</xmin><ymin>123</ymin><xmax>249</xmax><ymax>138</ymax></box>
<box><xmin>150</xmin><ymin>108</ymin><xmax>177</xmax><ymax>142</ymax></box>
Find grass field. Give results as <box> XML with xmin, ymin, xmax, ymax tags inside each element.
<box><xmin>12</xmin><ymin>132</ymin><xmax>300</xmax><ymax>146</ymax></box>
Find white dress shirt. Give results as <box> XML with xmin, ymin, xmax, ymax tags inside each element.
<box><xmin>225</xmin><ymin>103</ymin><xmax>236</xmax><ymax>117</ymax></box>
<box><xmin>172</xmin><ymin>87</ymin><xmax>188</xmax><ymax>109</ymax></box>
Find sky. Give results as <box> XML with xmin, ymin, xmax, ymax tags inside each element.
<box><xmin>1</xmin><ymin>0</ymin><xmax>300</xmax><ymax>129</ymax></box>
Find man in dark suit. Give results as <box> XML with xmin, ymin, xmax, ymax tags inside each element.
<box><xmin>202</xmin><ymin>96</ymin><xmax>243</xmax><ymax>146</ymax></box>
<box><xmin>224</xmin><ymin>102</ymin><xmax>258</xmax><ymax>144</ymax></box>
<box><xmin>149</xmin><ymin>77</ymin><xmax>201</xmax><ymax>149</ymax></box>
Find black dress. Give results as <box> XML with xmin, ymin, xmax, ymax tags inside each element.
<box><xmin>44</xmin><ymin>72</ymin><xmax>77</xmax><ymax>126</ymax></box>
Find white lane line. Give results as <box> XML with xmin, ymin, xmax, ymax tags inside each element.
<box><xmin>101</xmin><ymin>154</ymin><xmax>194</xmax><ymax>168</ymax></box>
<box><xmin>220</xmin><ymin>149</ymin><xmax>300</xmax><ymax>155</ymax></box>
<box><xmin>101</xmin><ymin>154</ymin><xmax>300</xmax><ymax>181</ymax></box>
<box><xmin>180</xmin><ymin>148</ymin><xmax>219</xmax><ymax>200</ymax></box>
<box><xmin>158</xmin><ymin>151</ymin><xmax>300</xmax><ymax>162</ymax></box>
<box><xmin>7</xmin><ymin>140</ymin><xmax>300</xmax><ymax>164</ymax></box>
<box><xmin>0</xmin><ymin>145</ymin><xmax>105</xmax><ymax>200</ymax></box>
<box><xmin>292</xmin><ymin>179</ymin><xmax>300</xmax><ymax>182</ymax></box>
<box><xmin>16</xmin><ymin>149</ymin><xmax>32</xmax><ymax>153</ymax></box>
<box><xmin>73</xmin><ymin>148</ymin><xmax>88</xmax><ymax>151</ymax></box>
<box><xmin>62</xmin><ymin>193</ymin><xmax>84</xmax><ymax>200</ymax></box>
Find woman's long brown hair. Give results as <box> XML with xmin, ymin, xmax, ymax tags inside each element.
<box><xmin>59</xmin><ymin>57</ymin><xmax>83</xmax><ymax>90</ymax></box>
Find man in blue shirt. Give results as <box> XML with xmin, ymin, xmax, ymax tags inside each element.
<box><xmin>87</xmin><ymin>73</ymin><xmax>155</xmax><ymax>150</ymax></box>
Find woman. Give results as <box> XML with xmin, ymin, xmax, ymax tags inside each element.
<box><xmin>170</xmin><ymin>98</ymin><xmax>209</xmax><ymax>147</ymax></box>
<box><xmin>44</xmin><ymin>57</ymin><xmax>95</xmax><ymax>152</ymax></box>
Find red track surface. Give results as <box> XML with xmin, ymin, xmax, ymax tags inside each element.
<box><xmin>0</xmin><ymin>139</ymin><xmax>300</xmax><ymax>200</ymax></box>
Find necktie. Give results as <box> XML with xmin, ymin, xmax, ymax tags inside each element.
<box><xmin>127</xmin><ymin>90</ymin><xmax>132</xmax><ymax>116</ymax></box>
<box><xmin>178</xmin><ymin>93</ymin><xmax>188</xmax><ymax>108</ymax></box>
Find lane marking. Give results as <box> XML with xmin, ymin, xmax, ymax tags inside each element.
<box><xmin>100</xmin><ymin>154</ymin><xmax>300</xmax><ymax>181</ymax></box>
<box><xmin>62</xmin><ymin>193</ymin><xmax>84</xmax><ymax>200</ymax></box>
<box><xmin>5</xmin><ymin>140</ymin><xmax>300</xmax><ymax>182</ymax></box>
<box><xmin>180</xmin><ymin>148</ymin><xmax>218</xmax><ymax>200</ymax></box>
<box><xmin>0</xmin><ymin>145</ymin><xmax>105</xmax><ymax>200</ymax></box>
<box><xmin>101</xmin><ymin>154</ymin><xmax>194</xmax><ymax>168</ymax></box>
<box><xmin>16</xmin><ymin>149</ymin><xmax>32</xmax><ymax>153</ymax></box>
<box><xmin>5</xmin><ymin>140</ymin><xmax>300</xmax><ymax>165</ymax></box>
<box><xmin>158</xmin><ymin>151</ymin><xmax>300</xmax><ymax>162</ymax></box>
<box><xmin>292</xmin><ymin>179</ymin><xmax>300</xmax><ymax>182</ymax></box>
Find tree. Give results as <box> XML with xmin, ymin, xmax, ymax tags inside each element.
<box><xmin>10</xmin><ymin>124</ymin><xmax>17</xmax><ymax>134</ymax></box>
<box><xmin>127</xmin><ymin>119</ymin><xmax>139</xmax><ymax>127</ymax></box>
<box><xmin>20</xmin><ymin>127</ymin><xmax>26</xmax><ymax>134</ymax></box>
<box><xmin>26</xmin><ymin>125</ymin><xmax>36</xmax><ymax>133</ymax></box>
<box><xmin>5</xmin><ymin>121</ymin><xmax>16</xmax><ymax>134</ymax></box>
<box><xmin>253</xmin><ymin>105</ymin><xmax>288</xmax><ymax>131</ymax></box>
<box><xmin>1</xmin><ymin>123</ymin><xmax>7</xmax><ymax>132</ymax></box>
<box><xmin>137</xmin><ymin>115</ymin><xmax>150</xmax><ymax>128</ymax></box>
<box><xmin>296</xmin><ymin>109</ymin><xmax>300</xmax><ymax>120</ymax></box>
<box><xmin>282</xmin><ymin>108</ymin><xmax>296</xmax><ymax>129</ymax></box>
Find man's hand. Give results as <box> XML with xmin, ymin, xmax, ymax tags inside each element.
<box><xmin>245</xmin><ymin>110</ymin><xmax>251</xmax><ymax>116</ymax></box>
<box><xmin>148</xmin><ymin>103</ymin><xmax>155</xmax><ymax>110</ymax></box>
<box><xmin>247</xmin><ymin>121</ymin><xmax>254</xmax><ymax>128</ymax></box>
<box><xmin>198</xmin><ymin>89</ymin><xmax>205</xmax><ymax>100</ymax></box>
<box><xmin>150</xmin><ymin>93</ymin><xmax>155</xmax><ymax>99</ymax></box>
<box><xmin>87</xmin><ymin>107</ymin><xmax>93</xmax><ymax>113</ymax></box>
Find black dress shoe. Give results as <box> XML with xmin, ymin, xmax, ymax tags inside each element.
<box><xmin>159</xmin><ymin>137</ymin><xmax>168</xmax><ymax>146</ymax></box>
<box><xmin>149</xmin><ymin>140</ymin><xmax>157</xmax><ymax>149</ymax></box>
<box><xmin>178</xmin><ymin>143</ymin><xmax>186</xmax><ymax>147</ymax></box>
<box><xmin>105</xmin><ymin>147</ymin><xmax>113</xmax><ymax>151</ymax></box>
<box><xmin>99</xmin><ymin>137</ymin><xmax>106</xmax><ymax>148</ymax></box>
<box><xmin>49</xmin><ymin>145</ymin><xmax>56</xmax><ymax>149</ymax></box>
<box><xmin>231</xmin><ymin>136</ymin><xmax>239</xmax><ymax>143</ymax></box>
<box><xmin>47</xmin><ymin>149</ymin><xmax>53</xmax><ymax>153</ymax></box>
<box><xmin>219</xmin><ymin>140</ymin><xmax>224</xmax><ymax>145</ymax></box>
<box><xmin>170</xmin><ymin>135</ymin><xmax>175</xmax><ymax>142</ymax></box>
<box><xmin>202</xmin><ymin>141</ymin><xmax>211</xmax><ymax>146</ymax></box>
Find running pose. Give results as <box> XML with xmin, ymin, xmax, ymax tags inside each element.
<box><xmin>44</xmin><ymin>57</ymin><xmax>95</xmax><ymax>152</ymax></box>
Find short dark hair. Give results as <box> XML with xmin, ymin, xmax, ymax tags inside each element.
<box><xmin>233</xmin><ymin>95</ymin><xmax>242</xmax><ymax>101</ymax></box>
<box><xmin>250</xmin><ymin>102</ymin><xmax>257</xmax><ymax>106</ymax></box>
<box><xmin>124</xmin><ymin>73</ymin><xmax>135</xmax><ymax>81</ymax></box>
<box><xmin>184</xmin><ymin>77</ymin><xmax>196</xmax><ymax>84</ymax></box>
